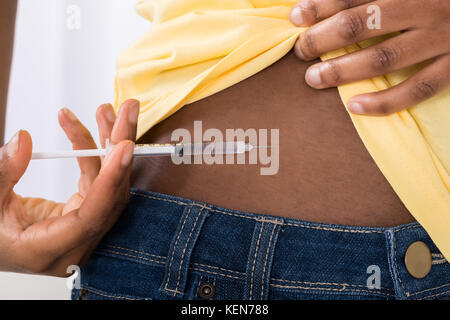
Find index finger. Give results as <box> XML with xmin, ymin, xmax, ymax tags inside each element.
<box><xmin>111</xmin><ymin>99</ymin><xmax>140</xmax><ymax>143</ymax></box>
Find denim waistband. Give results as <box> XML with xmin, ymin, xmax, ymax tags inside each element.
<box><xmin>87</xmin><ymin>188</ymin><xmax>450</xmax><ymax>300</ymax></box>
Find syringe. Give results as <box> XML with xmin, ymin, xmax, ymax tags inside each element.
<box><xmin>31</xmin><ymin>140</ymin><xmax>255</xmax><ymax>160</ymax></box>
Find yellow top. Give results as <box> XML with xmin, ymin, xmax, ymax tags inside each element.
<box><xmin>114</xmin><ymin>0</ymin><xmax>450</xmax><ymax>259</ymax></box>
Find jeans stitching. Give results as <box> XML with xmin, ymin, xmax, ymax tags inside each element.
<box><xmin>192</xmin><ymin>263</ymin><xmax>245</xmax><ymax>276</ymax></box>
<box><xmin>174</xmin><ymin>208</ymin><xmax>203</xmax><ymax>294</ymax></box>
<box><xmin>80</xmin><ymin>285</ymin><xmax>151</xmax><ymax>300</ymax></box>
<box><xmin>100</xmin><ymin>244</ymin><xmax>249</xmax><ymax>276</ymax></box>
<box><xmin>191</xmin><ymin>268</ymin><xmax>243</xmax><ymax>281</ymax></box>
<box><xmin>431</xmin><ymin>253</ymin><xmax>447</xmax><ymax>265</ymax></box>
<box><xmin>131</xmin><ymin>191</ymin><xmax>191</xmax><ymax>206</ymax></box>
<box><xmin>409</xmin><ymin>283</ymin><xmax>450</xmax><ymax>296</ymax></box>
<box><xmin>249</xmin><ymin>222</ymin><xmax>264</xmax><ymax>300</ymax></box>
<box><xmin>103</xmin><ymin>244</ymin><xmax>165</xmax><ymax>259</ymax></box>
<box><xmin>270</xmin><ymin>284</ymin><xmax>395</xmax><ymax>298</ymax></box>
<box><xmin>97</xmin><ymin>249</ymin><xmax>164</xmax><ymax>265</ymax></box>
<box><xmin>432</xmin><ymin>259</ymin><xmax>448</xmax><ymax>265</ymax></box>
<box><xmin>213</xmin><ymin>209</ymin><xmax>383</xmax><ymax>234</ymax></box>
<box><xmin>392</xmin><ymin>230</ymin><xmax>409</xmax><ymax>297</ymax></box>
<box><xmin>261</xmin><ymin>223</ymin><xmax>276</xmax><ymax>300</ymax></box>
<box><xmin>101</xmin><ymin>245</ymin><xmax>245</xmax><ymax>276</ymax></box>
<box><xmin>420</xmin><ymin>290</ymin><xmax>450</xmax><ymax>300</ymax></box>
<box><xmin>271</xmin><ymin>278</ymin><xmax>394</xmax><ymax>292</ymax></box>
<box><xmin>282</xmin><ymin>221</ymin><xmax>382</xmax><ymax>234</ymax></box>
<box><xmin>130</xmin><ymin>191</ymin><xmax>209</xmax><ymax>211</ymax></box>
<box><xmin>393</xmin><ymin>225</ymin><xmax>422</xmax><ymax>232</ymax></box>
<box><xmin>164</xmin><ymin>205</ymin><xmax>192</xmax><ymax>295</ymax></box>
<box><xmin>95</xmin><ymin>249</ymin><xmax>245</xmax><ymax>280</ymax></box>
<box><xmin>164</xmin><ymin>287</ymin><xmax>184</xmax><ymax>295</ymax></box>
<box><xmin>256</xmin><ymin>218</ymin><xmax>284</xmax><ymax>225</ymax></box>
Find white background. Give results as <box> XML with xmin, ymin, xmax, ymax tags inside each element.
<box><xmin>1</xmin><ymin>0</ymin><xmax>147</xmax><ymax>299</ymax></box>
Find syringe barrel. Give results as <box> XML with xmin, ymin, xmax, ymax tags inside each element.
<box><xmin>181</xmin><ymin>141</ymin><xmax>247</xmax><ymax>156</ymax></box>
<box><xmin>132</xmin><ymin>144</ymin><xmax>177</xmax><ymax>157</ymax></box>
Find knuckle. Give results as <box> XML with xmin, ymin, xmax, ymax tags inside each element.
<box><xmin>75</xmin><ymin>212</ymin><xmax>103</xmax><ymax>240</ymax></box>
<box><xmin>83</xmin><ymin>223</ymin><xmax>103</xmax><ymax>240</ymax></box>
<box><xmin>373</xmin><ymin>102</ymin><xmax>391</xmax><ymax>115</ymax></box>
<box><xmin>338</xmin><ymin>0</ymin><xmax>355</xmax><ymax>10</ymax></box>
<box><xmin>81</xmin><ymin>213</ymin><xmax>107</xmax><ymax>239</ymax></box>
<box><xmin>337</xmin><ymin>11</ymin><xmax>365</xmax><ymax>42</ymax></box>
<box><xmin>302</xmin><ymin>0</ymin><xmax>319</xmax><ymax>19</ymax></box>
<box><xmin>300</xmin><ymin>30</ymin><xmax>318</xmax><ymax>58</ymax></box>
<box><xmin>322</xmin><ymin>61</ymin><xmax>342</xmax><ymax>85</ymax></box>
<box><xmin>412</xmin><ymin>79</ymin><xmax>439</xmax><ymax>101</ymax></box>
<box><xmin>369</xmin><ymin>47</ymin><xmax>401</xmax><ymax>72</ymax></box>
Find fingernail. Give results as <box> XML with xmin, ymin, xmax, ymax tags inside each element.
<box><xmin>105</xmin><ymin>105</ymin><xmax>116</xmax><ymax>123</ymax></box>
<box><xmin>305</xmin><ymin>66</ymin><xmax>322</xmax><ymax>87</ymax></box>
<box><xmin>63</xmin><ymin>108</ymin><xmax>77</xmax><ymax>122</ymax></box>
<box><xmin>348</xmin><ymin>101</ymin><xmax>365</xmax><ymax>114</ymax></box>
<box><xmin>6</xmin><ymin>131</ymin><xmax>20</xmax><ymax>158</ymax></box>
<box><xmin>290</xmin><ymin>6</ymin><xmax>304</xmax><ymax>26</ymax></box>
<box><xmin>128</xmin><ymin>100</ymin><xmax>140</xmax><ymax>124</ymax></box>
<box><xmin>121</xmin><ymin>142</ymin><xmax>134</xmax><ymax>167</ymax></box>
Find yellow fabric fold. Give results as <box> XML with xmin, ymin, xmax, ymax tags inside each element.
<box><xmin>114</xmin><ymin>0</ymin><xmax>450</xmax><ymax>259</ymax></box>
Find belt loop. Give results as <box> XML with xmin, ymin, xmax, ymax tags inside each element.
<box><xmin>385</xmin><ymin>229</ymin><xmax>407</xmax><ymax>300</ymax></box>
<box><xmin>244</xmin><ymin>218</ymin><xmax>283</xmax><ymax>300</ymax></box>
<box><xmin>160</xmin><ymin>204</ymin><xmax>209</xmax><ymax>297</ymax></box>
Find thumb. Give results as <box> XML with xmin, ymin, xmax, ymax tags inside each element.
<box><xmin>0</xmin><ymin>130</ymin><xmax>32</xmax><ymax>200</ymax></box>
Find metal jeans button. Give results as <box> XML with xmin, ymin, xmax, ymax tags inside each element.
<box><xmin>404</xmin><ymin>241</ymin><xmax>432</xmax><ymax>279</ymax></box>
<box><xmin>198</xmin><ymin>282</ymin><xmax>215</xmax><ymax>299</ymax></box>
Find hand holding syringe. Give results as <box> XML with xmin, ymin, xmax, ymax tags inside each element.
<box><xmin>0</xmin><ymin>98</ymin><xmax>267</xmax><ymax>277</ymax></box>
<box><xmin>0</xmin><ymin>100</ymin><xmax>142</xmax><ymax>276</ymax></box>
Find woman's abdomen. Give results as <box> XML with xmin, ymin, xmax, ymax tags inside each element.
<box><xmin>131</xmin><ymin>51</ymin><xmax>415</xmax><ymax>227</ymax></box>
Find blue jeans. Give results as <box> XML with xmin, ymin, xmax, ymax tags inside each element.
<box><xmin>72</xmin><ymin>188</ymin><xmax>450</xmax><ymax>300</ymax></box>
